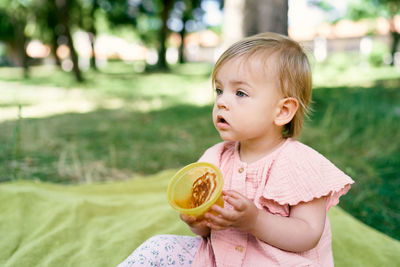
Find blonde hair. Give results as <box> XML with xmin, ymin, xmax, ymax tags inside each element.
<box><xmin>211</xmin><ymin>32</ymin><xmax>312</xmax><ymax>138</ymax></box>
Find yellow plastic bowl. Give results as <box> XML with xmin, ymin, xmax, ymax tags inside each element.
<box><xmin>167</xmin><ymin>162</ymin><xmax>224</xmax><ymax>218</ymax></box>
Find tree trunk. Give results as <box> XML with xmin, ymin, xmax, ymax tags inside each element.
<box><xmin>223</xmin><ymin>0</ymin><xmax>288</xmax><ymax>48</ymax></box>
<box><xmin>18</xmin><ymin>24</ymin><xmax>29</xmax><ymax>78</ymax></box>
<box><xmin>65</xmin><ymin>24</ymin><xmax>83</xmax><ymax>82</ymax></box>
<box><xmin>222</xmin><ymin>0</ymin><xmax>246</xmax><ymax>49</ymax></box>
<box><xmin>243</xmin><ymin>0</ymin><xmax>288</xmax><ymax>36</ymax></box>
<box><xmin>157</xmin><ymin>0</ymin><xmax>173</xmax><ymax>70</ymax></box>
<box><xmin>54</xmin><ymin>0</ymin><xmax>83</xmax><ymax>82</ymax></box>
<box><xmin>51</xmin><ymin>33</ymin><xmax>62</xmax><ymax>67</ymax></box>
<box><xmin>391</xmin><ymin>32</ymin><xmax>400</xmax><ymax>66</ymax></box>
<box><xmin>89</xmin><ymin>32</ymin><xmax>97</xmax><ymax>70</ymax></box>
<box><xmin>88</xmin><ymin>0</ymin><xmax>98</xmax><ymax>70</ymax></box>
<box><xmin>10</xmin><ymin>16</ymin><xmax>29</xmax><ymax>78</ymax></box>
<box><xmin>179</xmin><ymin>15</ymin><xmax>188</xmax><ymax>64</ymax></box>
<box><xmin>389</xmin><ymin>18</ymin><xmax>400</xmax><ymax>66</ymax></box>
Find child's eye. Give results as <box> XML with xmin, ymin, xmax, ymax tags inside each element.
<box><xmin>215</xmin><ymin>88</ymin><xmax>223</xmax><ymax>95</ymax></box>
<box><xmin>236</xmin><ymin>90</ymin><xmax>248</xmax><ymax>97</ymax></box>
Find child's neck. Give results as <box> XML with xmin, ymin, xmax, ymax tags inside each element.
<box><xmin>239</xmin><ymin>136</ymin><xmax>286</xmax><ymax>163</ymax></box>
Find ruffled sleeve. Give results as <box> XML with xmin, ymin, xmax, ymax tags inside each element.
<box><xmin>259</xmin><ymin>140</ymin><xmax>354</xmax><ymax>216</ymax></box>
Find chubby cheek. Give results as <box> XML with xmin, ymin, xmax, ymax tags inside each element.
<box><xmin>212</xmin><ymin>105</ymin><xmax>218</xmax><ymax>126</ymax></box>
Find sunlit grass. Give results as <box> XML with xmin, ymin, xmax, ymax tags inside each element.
<box><xmin>0</xmin><ymin>62</ymin><xmax>214</xmax><ymax>121</ymax></box>
<box><xmin>0</xmin><ymin>62</ymin><xmax>214</xmax><ymax>101</ymax></box>
<box><xmin>311</xmin><ymin>51</ymin><xmax>400</xmax><ymax>87</ymax></box>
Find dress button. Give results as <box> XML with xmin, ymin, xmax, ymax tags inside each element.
<box><xmin>238</xmin><ymin>167</ymin><xmax>244</xmax><ymax>173</ymax></box>
<box><xmin>235</xmin><ymin>245</ymin><xmax>244</xmax><ymax>252</ymax></box>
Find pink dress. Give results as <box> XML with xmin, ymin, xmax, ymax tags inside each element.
<box><xmin>192</xmin><ymin>138</ymin><xmax>354</xmax><ymax>267</ymax></box>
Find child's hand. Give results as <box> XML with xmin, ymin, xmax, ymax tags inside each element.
<box><xmin>180</xmin><ymin>214</ymin><xmax>210</xmax><ymax>237</ymax></box>
<box><xmin>180</xmin><ymin>214</ymin><xmax>207</xmax><ymax>228</ymax></box>
<box><xmin>204</xmin><ymin>190</ymin><xmax>259</xmax><ymax>232</ymax></box>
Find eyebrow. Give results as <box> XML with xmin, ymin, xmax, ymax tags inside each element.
<box><xmin>215</xmin><ymin>79</ymin><xmax>251</xmax><ymax>87</ymax></box>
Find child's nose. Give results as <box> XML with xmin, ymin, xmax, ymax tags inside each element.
<box><xmin>216</xmin><ymin>96</ymin><xmax>228</xmax><ymax>110</ymax></box>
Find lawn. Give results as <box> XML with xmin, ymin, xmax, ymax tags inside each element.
<box><xmin>0</xmin><ymin>60</ymin><xmax>399</xmax><ymax>241</ymax></box>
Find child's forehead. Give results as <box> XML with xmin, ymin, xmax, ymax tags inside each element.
<box><xmin>213</xmin><ymin>54</ymin><xmax>280</xmax><ymax>88</ymax></box>
<box><xmin>221</xmin><ymin>52</ymin><xmax>279</xmax><ymax>75</ymax></box>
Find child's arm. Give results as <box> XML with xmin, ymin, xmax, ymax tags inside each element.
<box><xmin>205</xmin><ymin>190</ymin><xmax>327</xmax><ymax>253</ymax></box>
<box><xmin>180</xmin><ymin>214</ymin><xmax>211</xmax><ymax>237</ymax></box>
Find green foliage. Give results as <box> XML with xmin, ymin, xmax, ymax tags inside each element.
<box><xmin>327</xmin><ymin>52</ymin><xmax>361</xmax><ymax>71</ymax></box>
<box><xmin>346</xmin><ymin>0</ymin><xmax>380</xmax><ymax>20</ymax></box>
<box><xmin>368</xmin><ymin>40</ymin><xmax>390</xmax><ymax>67</ymax></box>
<box><xmin>103</xmin><ymin>0</ymin><xmax>160</xmax><ymax>46</ymax></box>
<box><xmin>0</xmin><ymin>9</ymin><xmax>14</xmax><ymax>41</ymax></box>
<box><xmin>310</xmin><ymin>0</ymin><xmax>335</xmax><ymax>12</ymax></box>
<box><xmin>346</xmin><ymin>0</ymin><xmax>400</xmax><ymax>20</ymax></box>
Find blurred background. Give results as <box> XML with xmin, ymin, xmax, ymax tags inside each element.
<box><xmin>0</xmin><ymin>0</ymin><xmax>399</xmax><ymax>241</ymax></box>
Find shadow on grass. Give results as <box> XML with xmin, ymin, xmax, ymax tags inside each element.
<box><xmin>0</xmin><ymin>104</ymin><xmax>220</xmax><ymax>184</ymax></box>
<box><xmin>0</xmin><ymin>82</ymin><xmax>399</xmax><ymax>241</ymax></box>
<box><xmin>0</xmin><ymin>103</ymin><xmax>32</xmax><ymax>108</ymax></box>
<box><xmin>373</xmin><ymin>77</ymin><xmax>400</xmax><ymax>89</ymax></box>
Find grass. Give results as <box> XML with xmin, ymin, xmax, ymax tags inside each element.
<box><xmin>0</xmin><ymin>62</ymin><xmax>213</xmax><ymax>105</ymax></box>
<box><xmin>0</xmin><ymin>105</ymin><xmax>219</xmax><ymax>183</ymax></box>
<box><xmin>302</xmin><ymin>84</ymin><xmax>400</xmax><ymax>241</ymax></box>
<box><xmin>0</xmin><ymin>60</ymin><xmax>399</xmax><ymax>241</ymax></box>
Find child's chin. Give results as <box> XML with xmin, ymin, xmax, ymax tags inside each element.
<box><xmin>219</xmin><ymin>133</ymin><xmax>236</xmax><ymax>142</ymax></box>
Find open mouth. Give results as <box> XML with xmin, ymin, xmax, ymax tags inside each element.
<box><xmin>217</xmin><ymin>115</ymin><xmax>228</xmax><ymax>124</ymax></box>
<box><xmin>216</xmin><ymin>115</ymin><xmax>229</xmax><ymax>128</ymax></box>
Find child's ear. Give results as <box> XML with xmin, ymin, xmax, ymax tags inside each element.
<box><xmin>274</xmin><ymin>97</ymin><xmax>299</xmax><ymax>126</ymax></box>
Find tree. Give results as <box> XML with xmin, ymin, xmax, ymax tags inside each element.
<box><xmin>34</xmin><ymin>2</ymin><xmax>63</xmax><ymax>67</ymax></box>
<box><xmin>0</xmin><ymin>0</ymin><xmax>32</xmax><ymax>77</ymax></box>
<box><xmin>158</xmin><ymin>0</ymin><xmax>174</xmax><ymax>69</ymax></box>
<box><xmin>169</xmin><ymin>0</ymin><xmax>203</xmax><ymax>64</ymax></box>
<box><xmin>346</xmin><ymin>0</ymin><xmax>400</xmax><ymax>66</ymax></box>
<box><xmin>104</xmin><ymin>0</ymin><xmax>164</xmax><ymax>68</ymax></box>
<box><xmin>52</xmin><ymin>0</ymin><xmax>83</xmax><ymax>82</ymax></box>
<box><xmin>79</xmin><ymin>0</ymin><xmax>100</xmax><ymax>70</ymax></box>
<box><xmin>105</xmin><ymin>0</ymin><xmax>208</xmax><ymax>70</ymax></box>
<box><xmin>243</xmin><ymin>0</ymin><xmax>288</xmax><ymax>36</ymax></box>
<box><xmin>222</xmin><ymin>0</ymin><xmax>288</xmax><ymax>48</ymax></box>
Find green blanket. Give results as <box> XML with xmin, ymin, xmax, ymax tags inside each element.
<box><xmin>1</xmin><ymin>169</ymin><xmax>399</xmax><ymax>267</ymax></box>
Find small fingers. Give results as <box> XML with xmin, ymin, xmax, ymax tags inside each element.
<box><xmin>205</xmin><ymin>212</ymin><xmax>232</xmax><ymax>230</ymax></box>
<box><xmin>194</xmin><ymin>219</ymin><xmax>209</xmax><ymax>228</ymax></box>
<box><xmin>210</xmin><ymin>204</ymin><xmax>238</xmax><ymax>221</ymax></box>
<box><xmin>224</xmin><ymin>195</ymin><xmax>246</xmax><ymax>211</ymax></box>
<box><xmin>207</xmin><ymin>221</ymin><xmax>229</xmax><ymax>231</ymax></box>
<box><xmin>223</xmin><ymin>190</ymin><xmax>245</xmax><ymax>199</ymax></box>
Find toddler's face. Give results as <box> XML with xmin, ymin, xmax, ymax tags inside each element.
<box><xmin>212</xmin><ymin>55</ymin><xmax>283</xmax><ymax>143</ymax></box>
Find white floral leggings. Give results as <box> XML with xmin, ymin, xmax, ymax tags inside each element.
<box><xmin>118</xmin><ymin>235</ymin><xmax>201</xmax><ymax>267</ymax></box>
